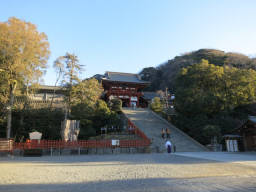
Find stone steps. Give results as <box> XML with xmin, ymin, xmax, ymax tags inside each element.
<box><xmin>122</xmin><ymin>108</ymin><xmax>208</xmax><ymax>152</ymax></box>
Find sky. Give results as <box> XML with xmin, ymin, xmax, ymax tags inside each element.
<box><xmin>1</xmin><ymin>0</ymin><xmax>256</xmax><ymax>85</ymax></box>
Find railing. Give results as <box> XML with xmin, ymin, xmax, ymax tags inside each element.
<box><xmin>9</xmin><ymin>118</ymin><xmax>150</xmax><ymax>151</ymax></box>
<box><xmin>127</xmin><ymin>119</ymin><xmax>151</xmax><ymax>144</ymax></box>
<box><xmin>14</xmin><ymin>140</ymin><xmax>111</xmax><ymax>150</ymax></box>
<box><xmin>13</xmin><ymin>139</ymin><xmax>150</xmax><ymax>150</ymax></box>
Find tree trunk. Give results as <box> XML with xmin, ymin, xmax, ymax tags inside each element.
<box><xmin>6</xmin><ymin>85</ymin><xmax>15</xmax><ymax>139</ymax></box>
<box><xmin>50</xmin><ymin>69</ymin><xmax>62</xmax><ymax>110</ymax></box>
<box><xmin>67</xmin><ymin>70</ymin><xmax>73</xmax><ymax>117</ymax></box>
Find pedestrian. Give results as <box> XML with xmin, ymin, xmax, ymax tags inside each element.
<box><xmin>165</xmin><ymin>140</ymin><xmax>172</xmax><ymax>153</ymax></box>
<box><xmin>173</xmin><ymin>144</ymin><xmax>176</xmax><ymax>153</ymax></box>
<box><xmin>166</xmin><ymin>128</ymin><xmax>170</xmax><ymax>139</ymax></box>
<box><xmin>161</xmin><ymin>128</ymin><xmax>165</xmax><ymax>139</ymax></box>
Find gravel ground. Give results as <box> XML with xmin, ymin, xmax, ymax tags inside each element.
<box><xmin>0</xmin><ymin>153</ymin><xmax>256</xmax><ymax>192</ymax></box>
<box><xmin>175</xmin><ymin>152</ymin><xmax>256</xmax><ymax>167</ymax></box>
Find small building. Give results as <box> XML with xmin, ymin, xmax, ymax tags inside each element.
<box><xmin>29</xmin><ymin>85</ymin><xmax>65</xmax><ymax>102</ymax></box>
<box><xmin>102</xmin><ymin>72</ymin><xmax>150</xmax><ymax>107</ymax></box>
<box><xmin>236</xmin><ymin>116</ymin><xmax>256</xmax><ymax>151</ymax></box>
<box><xmin>141</xmin><ymin>91</ymin><xmax>175</xmax><ymax>109</ymax></box>
<box><xmin>14</xmin><ymin>85</ymin><xmax>66</xmax><ymax>109</ymax></box>
<box><xmin>141</xmin><ymin>91</ymin><xmax>164</xmax><ymax>105</ymax></box>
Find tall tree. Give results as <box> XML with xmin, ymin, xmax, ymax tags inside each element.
<box><xmin>57</xmin><ymin>53</ymin><xmax>84</xmax><ymax>117</ymax></box>
<box><xmin>0</xmin><ymin>17</ymin><xmax>50</xmax><ymax>138</ymax></box>
<box><xmin>49</xmin><ymin>56</ymin><xmax>65</xmax><ymax>110</ymax></box>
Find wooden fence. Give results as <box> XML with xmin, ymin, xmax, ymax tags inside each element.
<box><xmin>13</xmin><ymin>139</ymin><xmax>150</xmax><ymax>150</ymax></box>
<box><xmin>2</xmin><ymin>118</ymin><xmax>150</xmax><ymax>151</ymax></box>
<box><xmin>127</xmin><ymin>119</ymin><xmax>151</xmax><ymax>143</ymax></box>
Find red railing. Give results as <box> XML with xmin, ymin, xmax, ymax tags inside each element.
<box><xmin>13</xmin><ymin>139</ymin><xmax>150</xmax><ymax>150</ymax></box>
<box><xmin>11</xmin><ymin>119</ymin><xmax>150</xmax><ymax>150</ymax></box>
<box><xmin>127</xmin><ymin>119</ymin><xmax>151</xmax><ymax>144</ymax></box>
<box><xmin>13</xmin><ymin>140</ymin><xmax>111</xmax><ymax>150</ymax></box>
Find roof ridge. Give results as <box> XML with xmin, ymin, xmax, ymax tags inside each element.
<box><xmin>105</xmin><ymin>71</ymin><xmax>138</xmax><ymax>76</ymax></box>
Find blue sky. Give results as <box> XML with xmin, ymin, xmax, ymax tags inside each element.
<box><xmin>1</xmin><ymin>0</ymin><xmax>256</xmax><ymax>85</ymax></box>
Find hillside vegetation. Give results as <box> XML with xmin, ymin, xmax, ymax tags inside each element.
<box><xmin>141</xmin><ymin>49</ymin><xmax>256</xmax><ymax>145</ymax></box>
<box><xmin>140</xmin><ymin>49</ymin><xmax>256</xmax><ymax>91</ymax></box>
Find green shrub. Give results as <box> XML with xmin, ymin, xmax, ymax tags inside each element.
<box><xmin>150</xmin><ymin>97</ymin><xmax>163</xmax><ymax>113</ymax></box>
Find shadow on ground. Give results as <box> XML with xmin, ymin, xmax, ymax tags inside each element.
<box><xmin>0</xmin><ymin>176</ymin><xmax>256</xmax><ymax>192</ymax></box>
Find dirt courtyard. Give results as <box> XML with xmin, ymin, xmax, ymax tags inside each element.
<box><xmin>0</xmin><ymin>153</ymin><xmax>256</xmax><ymax>192</ymax></box>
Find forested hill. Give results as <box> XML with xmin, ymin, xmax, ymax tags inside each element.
<box><xmin>140</xmin><ymin>49</ymin><xmax>256</xmax><ymax>91</ymax></box>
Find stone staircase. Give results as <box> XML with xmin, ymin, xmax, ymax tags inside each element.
<box><xmin>122</xmin><ymin>108</ymin><xmax>208</xmax><ymax>152</ymax></box>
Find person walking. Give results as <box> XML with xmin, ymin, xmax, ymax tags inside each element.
<box><xmin>165</xmin><ymin>140</ymin><xmax>172</xmax><ymax>153</ymax></box>
<box><xmin>166</xmin><ymin>128</ymin><xmax>170</xmax><ymax>139</ymax></box>
<box><xmin>161</xmin><ymin>128</ymin><xmax>165</xmax><ymax>139</ymax></box>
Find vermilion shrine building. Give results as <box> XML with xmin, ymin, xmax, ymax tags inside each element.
<box><xmin>102</xmin><ymin>72</ymin><xmax>150</xmax><ymax>107</ymax></box>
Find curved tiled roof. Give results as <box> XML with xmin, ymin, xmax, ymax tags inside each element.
<box><xmin>142</xmin><ymin>92</ymin><xmax>164</xmax><ymax>100</ymax></box>
<box><xmin>102</xmin><ymin>71</ymin><xmax>150</xmax><ymax>84</ymax></box>
<box><xmin>38</xmin><ymin>85</ymin><xmax>63</xmax><ymax>90</ymax></box>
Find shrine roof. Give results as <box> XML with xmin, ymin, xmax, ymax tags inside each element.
<box><xmin>142</xmin><ymin>92</ymin><xmax>164</xmax><ymax>100</ymax></box>
<box><xmin>38</xmin><ymin>85</ymin><xmax>63</xmax><ymax>91</ymax></box>
<box><xmin>34</xmin><ymin>85</ymin><xmax>66</xmax><ymax>93</ymax></box>
<box><xmin>102</xmin><ymin>71</ymin><xmax>150</xmax><ymax>84</ymax></box>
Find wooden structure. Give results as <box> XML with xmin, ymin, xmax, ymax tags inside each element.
<box><xmin>236</xmin><ymin>116</ymin><xmax>256</xmax><ymax>151</ymax></box>
<box><xmin>14</xmin><ymin>85</ymin><xmax>66</xmax><ymax>109</ymax></box>
<box><xmin>29</xmin><ymin>85</ymin><xmax>65</xmax><ymax>102</ymax></box>
<box><xmin>102</xmin><ymin>72</ymin><xmax>149</xmax><ymax>107</ymax></box>
<box><xmin>0</xmin><ymin>139</ymin><xmax>13</xmax><ymax>152</ymax></box>
<box><xmin>141</xmin><ymin>91</ymin><xmax>164</xmax><ymax>107</ymax></box>
<box><xmin>13</xmin><ymin>139</ymin><xmax>150</xmax><ymax>150</ymax></box>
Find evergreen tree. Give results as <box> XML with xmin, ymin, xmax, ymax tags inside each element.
<box><xmin>55</xmin><ymin>53</ymin><xmax>84</xmax><ymax>117</ymax></box>
<box><xmin>108</xmin><ymin>98</ymin><xmax>122</xmax><ymax>113</ymax></box>
<box><xmin>150</xmin><ymin>97</ymin><xmax>164</xmax><ymax>113</ymax></box>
